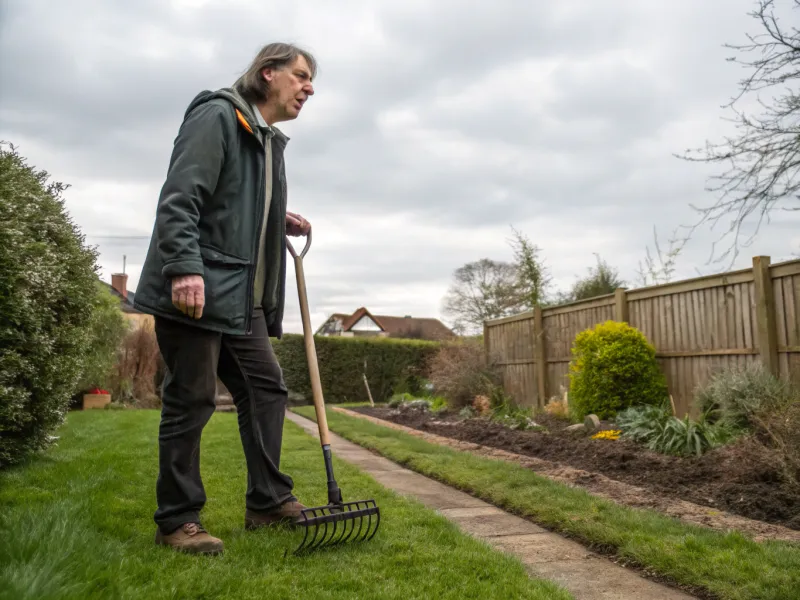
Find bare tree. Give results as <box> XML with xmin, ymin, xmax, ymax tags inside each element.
<box><xmin>636</xmin><ymin>226</ymin><xmax>687</xmax><ymax>286</ymax></box>
<box><xmin>678</xmin><ymin>0</ymin><xmax>800</xmax><ymax>267</ymax></box>
<box><xmin>442</xmin><ymin>259</ymin><xmax>523</xmax><ymax>335</ymax></box>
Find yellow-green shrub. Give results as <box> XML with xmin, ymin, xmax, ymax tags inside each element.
<box><xmin>568</xmin><ymin>320</ymin><xmax>668</xmax><ymax>420</ymax></box>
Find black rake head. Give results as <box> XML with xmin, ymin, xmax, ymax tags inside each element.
<box><xmin>293</xmin><ymin>499</ymin><xmax>380</xmax><ymax>555</ymax></box>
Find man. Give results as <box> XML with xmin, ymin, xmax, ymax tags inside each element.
<box><xmin>133</xmin><ymin>43</ymin><xmax>317</xmax><ymax>555</ymax></box>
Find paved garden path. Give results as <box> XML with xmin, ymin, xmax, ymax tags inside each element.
<box><xmin>286</xmin><ymin>410</ymin><xmax>695</xmax><ymax>600</ymax></box>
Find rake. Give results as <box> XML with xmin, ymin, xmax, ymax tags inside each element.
<box><xmin>287</xmin><ymin>231</ymin><xmax>381</xmax><ymax>555</ymax></box>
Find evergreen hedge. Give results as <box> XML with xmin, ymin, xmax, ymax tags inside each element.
<box><xmin>273</xmin><ymin>334</ymin><xmax>440</xmax><ymax>403</ymax></box>
<box><xmin>0</xmin><ymin>143</ymin><xmax>102</xmax><ymax>468</ymax></box>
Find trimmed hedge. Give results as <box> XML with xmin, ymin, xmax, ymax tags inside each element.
<box><xmin>273</xmin><ymin>334</ymin><xmax>440</xmax><ymax>403</ymax></box>
<box><xmin>568</xmin><ymin>320</ymin><xmax>668</xmax><ymax>420</ymax></box>
<box><xmin>0</xmin><ymin>143</ymin><xmax>101</xmax><ymax>468</ymax></box>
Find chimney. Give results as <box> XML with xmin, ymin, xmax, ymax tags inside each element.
<box><xmin>111</xmin><ymin>273</ymin><xmax>128</xmax><ymax>299</ymax></box>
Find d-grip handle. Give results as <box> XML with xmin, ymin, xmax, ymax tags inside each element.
<box><xmin>286</xmin><ymin>230</ymin><xmax>312</xmax><ymax>259</ymax></box>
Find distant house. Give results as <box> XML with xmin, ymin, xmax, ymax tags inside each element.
<box><xmin>315</xmin><ymin>307</ymin><xmax>456</xmax><ymax>341</ymax></box>
<box><xmin>101</xmin><ymin>273</ymin><xmax>154</xmax><ymax>329</ymax></box>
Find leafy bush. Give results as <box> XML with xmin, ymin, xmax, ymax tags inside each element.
<box><xmin>490</xmin><ymin>398</ymin><xmax>543</xmax><ymax>431</ymax></box>
<box><xmin>273</xmin><ymin>334</ymin><xmax>439</xmax><ymax>404</ymax></box>
<box><xmin>75</xmin><ymin>282</ymin><xmax>130</xmax><ymax>392</ymax></box>
<box><xmin>568</xmin><ymin>320</ymin><xmax>668</xmax><ymax>420</ymax></box>
<box><xmin>0</xmin><ymin>143</ymin><xmax>101</xmax><ymax>468</ymax></box>
<box><xmin>427</xmin><ymin>337</ymin><xmax>503</xmax><ymax>408</ymax></box>
<box><xmin>615</xmin><ymin>404</ymin><xmax>737</xmax><ymax>457</ymax></box>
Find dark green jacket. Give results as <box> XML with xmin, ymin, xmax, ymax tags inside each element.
<box><xmin>133</xmin><ymin>88</ymin><xmax>289</xmax><ymax>337</ymax></box>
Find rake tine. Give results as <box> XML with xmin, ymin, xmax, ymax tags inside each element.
<box><xmin>330</xmin><ymin>509</ymin><xmax>352</xmax><ymax>546</ymax></box>
<box><xmin>338</xmin><ymin>509</ymin><xmax>358</xmax><ymax>545</ymax></box>
<box><xmin>308</xmin><ymin>516</ymin><xmax>331</xmax><ymax>552</ymax></box>
<box><xmin>297</xmin><ymin>510</ymin><xmax>312</xmax><ymax>553</ymax></box>
<box><xmin>366</xmin><ymin>503</ymin><xmax>381</xmax><ymax>542</ymax></box>
<box><xmin>305</xmin><ymin>508</ymin><xmax>325</xmax><ymax>552</ymax></box>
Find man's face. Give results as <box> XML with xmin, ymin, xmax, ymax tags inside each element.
<box><xmin>263</xmin><ymin>55</ymin><xmax>314</xmax><ymax>122</ymax></box>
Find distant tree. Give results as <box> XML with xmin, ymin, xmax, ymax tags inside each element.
<box><xmin>442</xmin><ymin>259</ymin><xmax>523</xmax><ymax>335</ymax></box>
<box><xmin>567</xmin><ymin>254</ymin><xmax>625</xmax><ymax>301</ymax></box>
<box><xmin>677</xmin><ymin>0</ymin><xmax>800</xmax><ymax>267</ymax></box>
<box><xmin>508</xmin><ymin>227</ymin><xmax>551</xmax><ymax>309</ymax></box>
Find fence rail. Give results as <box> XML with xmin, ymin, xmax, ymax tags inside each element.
<box><xmin>484</xmin><ymin>255</ymin><xmax>800</xmax><ymax>417</ymax></box>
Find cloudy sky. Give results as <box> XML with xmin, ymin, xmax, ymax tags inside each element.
<box><xmin>2</xmin><ymin>0</ymin><xmax>798</xmax><ymax>334</ymax></box>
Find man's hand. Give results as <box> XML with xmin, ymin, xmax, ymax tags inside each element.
<box><xmin>171</xmin><ymin>274</ymin><xmax>205</xmax><ymax>319</ymax></box>
<box><xmin>286</xmin><ymin>211</ymin><xmax>311</xmax><ymax>236</ymax></box>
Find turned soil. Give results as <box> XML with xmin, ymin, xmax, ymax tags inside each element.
<box><xmin>351</xmin><ymin>406</ymin><xmax>800</xmax><ymax>531</ymax></box>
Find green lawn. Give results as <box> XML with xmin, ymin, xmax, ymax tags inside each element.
<box><xmin>292</xmin><ymin>405</ymin><xmax>800</xmax><ymax>600</ymax></box>
<box><xmin>0</xmin><ymin>410</ymin><xmax>571</xmax><ymax>600</ymax></box>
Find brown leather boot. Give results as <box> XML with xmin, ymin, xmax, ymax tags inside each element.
<box><xmin>245</xmin><ymin>500</ymin><xmax>307</xmax><ymax>529</ymax></box>
<box><xmin>155</xmin><ymin>522</ymin><xmax>224</xmax><ymax>555</ymax></box>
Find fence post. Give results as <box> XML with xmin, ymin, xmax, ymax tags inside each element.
<box><xmin>752</xmin><ymin>255</ymin><xmax>779</xmax><ymax>376</ymax></box>
<box><xmin>534</xmin><ymin>305</ymin><xmax>548</xmax><ymax>406</ymax></box>
<box><xmin>614</xmin><ymin>287</ymin><xmax>629</xmax><ymax>323</ymax></box>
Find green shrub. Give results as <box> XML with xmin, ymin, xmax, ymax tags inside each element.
<box><xmin>273</xmin><ymin>334</ymin><xmax>440</xmax><ymax>403</ymax></box>
<box><xmin>75</xmin><ymin>282</ymin><xmax>130</xmax><ymax>393</ymax></box>
<box><xmin>429</xmin><ymin>396</ymin><xmax>448</xmax><ymax>412</ymax></box>
<box><xmin>568</xmin><ymin>320</ymin><xmax>668</xmax><ymax>420</ymax></box>
<box><xmin>615</xmin><ymin>404</ymin><xmax>738</xmax><ymax>457</ymax></box>
<box><xmin>0</xmin><ymin>143</ymin><xmax>101</xmax><ymax>468</ymax></box>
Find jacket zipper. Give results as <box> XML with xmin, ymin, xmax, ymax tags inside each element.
<box><xmin>245</xmin><ymin>139</ymin><xmax>267</xmax><ymax>335</ymax></box>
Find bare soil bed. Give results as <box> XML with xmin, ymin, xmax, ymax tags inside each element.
<box><xmin>351</xmin><ymin>406</ymin><xmax>800</xmax><ymax>532</ymax></box>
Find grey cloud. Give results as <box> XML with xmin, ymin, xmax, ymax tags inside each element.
<box><xmin>2</xmin><ymin>0</ymin><xmax>795</xmax><ymax>335</ymax></box>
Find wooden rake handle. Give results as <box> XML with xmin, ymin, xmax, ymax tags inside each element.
<box><xmin>287</xmin><ymin>232</ymin><xmax>331</xmax><ymax>446</ymax></box>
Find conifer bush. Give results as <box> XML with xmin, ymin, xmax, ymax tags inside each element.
<box><xmin>568</xmin><ymin>320</ymin><xmax>668</xmax><ymax>420</ymax></box>
<box><xmin>0</xmin><ymin>143</ymin><xmax>101</xmax><ymax>468</ymax></box>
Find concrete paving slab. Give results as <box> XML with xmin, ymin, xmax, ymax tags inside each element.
<box><xmin>286</xmin><ymin>410</ymin><xmax>695</xmax><ymax>600</ymax></box>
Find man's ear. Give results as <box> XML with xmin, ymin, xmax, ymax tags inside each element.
<box><xmin>261</xmin><ymin>67</ymin><xmax>274</xmax><ymax>82</ymax></box>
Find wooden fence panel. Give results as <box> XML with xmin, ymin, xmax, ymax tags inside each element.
<box><xmin>773</xmin><ymin>268</ymin><xmax>800</xmax><ymax>381</ymax></box>
<box><xmin>485</xmin><ymin>313</ymin><xmax>538</xmax><ymax>407</ymax></box>
<box><xmin>484</xmin><ymin>256</ymin><xmax>800</xmax><ymax>417</ymax></box>
<box><xmin>541</xmin><ymin>297</ymin><xmax>615</xmax><ymax>400</ymax></box>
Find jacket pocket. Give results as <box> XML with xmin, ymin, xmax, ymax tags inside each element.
<box><xmin>199</xmin><ymin>244</ymin><xmax>250</xmax><ymax>268</ymax></box>
<box><xmin>198</xmin><ymin>244</ymin><xmax>250</xmax><ymax>328</ymax></box>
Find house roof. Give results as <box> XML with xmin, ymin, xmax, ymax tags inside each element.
<box><xmin>318</xmin><ymin>307</ymin><xmax>456</xmax><ymax>340</ymax></box>
<box><xmin>101</xmin><ymin>280</ymin><xmax>142</xmax><ymax>314</ymax></box>
<box><xmin>340</xmin><ymin>307</ymin><xmax>385</xmax><ymax>331</ymax></box>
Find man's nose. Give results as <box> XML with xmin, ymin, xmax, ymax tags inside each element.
<box><xmin>305</xmin><ymin>83</ymin><xmax>315</xmax><ymax>96</ymax></box>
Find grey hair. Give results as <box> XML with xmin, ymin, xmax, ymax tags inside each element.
<box><xmin>234</xmin><ymin>42</ymin><xmax>317</xmax><ymax>103</ymax></box>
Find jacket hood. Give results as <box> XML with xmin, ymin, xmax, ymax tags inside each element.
<box><xmin>185</xmin><ymin>87</ymin><xmax>289</xmax><ymax>145</ymax></box>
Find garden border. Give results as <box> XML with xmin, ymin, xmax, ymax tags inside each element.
<box><xmin>331</xmin><ymin>406</ymin><xmax>800</xmax><ymax>544</ymax></box>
